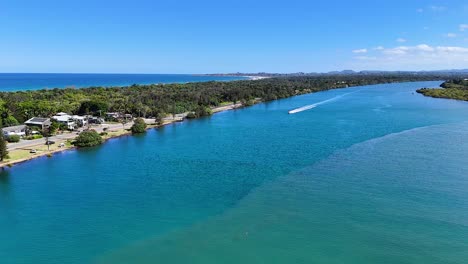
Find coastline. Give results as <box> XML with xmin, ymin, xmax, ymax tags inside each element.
<box><xmin>0</xmin><ymin>102</ymin><xmax>247</xmax><ymax>169</ymax></box>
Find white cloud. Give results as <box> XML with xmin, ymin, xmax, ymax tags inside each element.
<box><xmin>354</xmin><ymin>56</ymin><xmax>377</xmax><ymax>61</ymax></box>
<box><xmin>374</xmin><ymin>46</ymin><xmax>384</xmax><ymax>50</ymax></box>
<box><xmin>417</xmin><ymin>5</ymin><xmax>447</xmax><ymax>13</ymax></box>
<box><xmin>383</xmin><ymin>46</ymin><xmax>408</xmax><ymax>55</ymax></box>
<box><xmin>446</xmin><ymin>33</ymin><xmax>457</xmax><ymax>38</ymax></box>
<box><xmin>415</xmin><ymin>44</ymin><xmax>434</xmax><ymax>52</ymax></box>
<box><xmin>460</xmin><ymin>24</ymin><xmax>468</xmax><ymax>31</ymax></box>
<box><xmin>396</xmin><ymin>38</ymin><xmax>407</xmax><ymax>43</ymax></box>
<box><xmin>436</xmin><ymin>46</ymin><xmax>468</xmax><ymax>52</ymax></box>
<box><xmin>352</xmin><ymin>49</ymin><xmax>368</xmax><ymax>54</ymax></box>
<box><xmin>349</xmin><ymin>44</ymin><xmax>468</xmax><ymax>71</ymax></box>
<box><xmin>429</xmin><ymin>5</ymin><xmax>446</xmax><ymax>12</ymax></box>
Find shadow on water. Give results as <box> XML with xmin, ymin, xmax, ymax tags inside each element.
<box><xmin>0</xmin><ymin>168</ymin><xmax>11</xmax><ymax>195</ymax></box>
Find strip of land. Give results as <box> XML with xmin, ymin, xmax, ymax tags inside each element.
<box><xmin>417</xmin><ymin>79</ymin><xmax>468</xmax><ymax>101</ymax></box>
<box><xmin>1</xmin><ymin>103</ymin><xmax>243</xmax><ymax>168</ymax></box>
<box><xmin>1</xmin><ymin>74</ymin><xmax>466</xmax><ymax>168</ymax></box>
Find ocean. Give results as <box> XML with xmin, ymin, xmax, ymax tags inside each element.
<box><xmin>0</xmin><ymin>81</ymin><xmax>467</xmax><ymax>263</ymax></box>
<box><xmin>0</xmin><ymin>73</ymin><xmax>247</xmax><ymax>91</ymax></box>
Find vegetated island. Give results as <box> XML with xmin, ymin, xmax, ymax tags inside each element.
<box><xmin>0</xmin><ymin>73</ymin><xmax>464</xmax><ymax>167</ymax></box>
<box><xmin>417</xmin><ymin>79</ymin><xmax>468</xmax><ymax>101</ymax></box>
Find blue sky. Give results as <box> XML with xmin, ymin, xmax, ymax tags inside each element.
<box><xmin>1</xmin><ymin>0</ymin><xmax>467</xmax><ymax>73</ymax></box>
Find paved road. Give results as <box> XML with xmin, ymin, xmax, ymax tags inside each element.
<box><xmin>7</xmin><ymin>122</ymin><xmax>135</xmax><ymax>151</ymax></box>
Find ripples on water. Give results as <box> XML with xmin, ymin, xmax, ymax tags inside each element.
<box><xmin>97</xmin><ymin>122</ymin><xmax>468</xmax><ymax>264</ymax></box>
<box><xmin>1</xmin><ymin>81</ymin><xmax>468</xmax><ymax>263</ymax></box>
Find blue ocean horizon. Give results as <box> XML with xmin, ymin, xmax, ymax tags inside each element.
<box><xmin>0</xmin><ymin>73</ymin><xmax>248</xmax><ymax>91</ymax></box>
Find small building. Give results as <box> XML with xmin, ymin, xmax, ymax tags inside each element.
<box><xmin>2</xmin><ymin>125</ymin><xmax>27</xmax><ymax>137</ymax></box>
<box><xmin>72</xmin><ymin>115</ymin><xmax>88</xmax><ymax>127</ymax></box>
<box><xmin>88</xmin><ymin>116</ymin><xmax>105</xmax><ymax>124</ymax></box>
<box><xmin>106</xmin><ymin>112</ymin><xmax>120</xmax><ymax>119</ymax></box>
<box><xmin>52</xmin><ymin>113</ymin><xmax>89</xmax><ymax>129</ymax></box>
<box><xmin>25</xmin><ymin>117</ymin><xmax>51</xmax><ymax>130</ymax></box>
<box><xmin>52</xmin><ymin>113</ymin><xmax>75</xmax><ymax>130</ymax></box>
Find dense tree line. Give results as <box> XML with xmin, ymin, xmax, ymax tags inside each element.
<box><xmin>417</xmin><ymin>79</ymin><xmax>468</xmax><ymax>101</ymax></box>
<box><xmin>0</xmin><ymin>74</ymin><xmax>462</xmax><ymax>125</ymax></box>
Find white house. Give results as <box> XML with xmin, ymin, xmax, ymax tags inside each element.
<box><xmin>52</xmin><ymin>113</ymin><xmax>89</xmax><ymax>130</ymax></box>
<box><xmin>72</xmin><ymin>115</ymin><xmax>88</xmax><ymax>127</ymax></box>
<box><xmin>52</xmin><ymin>113</ymin><xmax>75</xmax><ymax>130</ymax></box>
<box><xmin>2</xmin><ymin>125</ymin><xmax>27</xmax><ymax>137</ymax></box>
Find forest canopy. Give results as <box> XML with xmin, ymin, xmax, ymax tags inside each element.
<box><xmin>0</xmin><ymin>74</ymin><xmax>464</xmax><ymax>125</ymax></box>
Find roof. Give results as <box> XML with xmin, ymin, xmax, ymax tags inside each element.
<box><xmin>72</xmin><ymin>115</ymin><xmax>86</xmax><ymax>120</ymax></box>
<box><xmin>25</xmin><ymin>117</ymin><xmax>51</xmax><ymax>125</ymax></box>
<box><xmin>56</xmin><ymin>112</ymin><xmax>69</xmax><ymax>116</ymax></box>
<box><xmin>2</xmin><ymin>125</ymin><xmax>26</xmax><ymax>132</ymax></box>
<box><xmin>52</xmin><ymin>115</ymin><xmax>73</xmax><ymax>122</ymax></box>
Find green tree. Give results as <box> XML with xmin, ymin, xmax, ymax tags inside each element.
<box><xmin>0</xmin><ymin>130</ymin><xmax>8</xmax><ymax>161</ymax></box>
<box><xmin>194</xmin><ymin>105</ymin><xmax>213</xmax><ymax>117</ymax></box>
<box><xmin>77</xmin><ymin>100</ymin><xmax>108</xmax><ymax>115</ymax></box>
<box><xmin>74</xmin><ymin>130</ymin><xmax>103</xmax><ymax>147</ymax></box>
<box><xmin>0</xmin><ymin>115</ymin><xmax>19</xmax><ymax>127</ymax></box>
<box><xmin>49</xmin><ymin>121</ymin><xmax>60</xmax><ymax>135</ymax></box>
<box><xmin>6</xmin><ymin>135</ymin><xmax>20</xmax><ymax>143</ymax></box>
<box><xmin>131</xmin><ymin>118</ymin><xmax>147</xmax><ymax>134</ymax></box>
<box><xmin>154</xmin><ymin>112</ymin><xmax>166</xmax><ymax>125</ymax></box>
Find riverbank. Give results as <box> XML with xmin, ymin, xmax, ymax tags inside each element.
<box><xmin>417</xmin><ymin>79</ymin><xmax>468</xmax><ymax>101</ymax></box>
<box><xmin>0</xmin><ymin>102</ymin><xmax>249</xmax><ymax>168</ymax></box>
<box><xmin>0</xmin><ymin>75</ymin><xmax>458</xmax><ymax>169</ymax></box>
<box><xmin>3</xmin><ymin>81</ymin><xmax>467</xmax><ymax>264</ymax></box>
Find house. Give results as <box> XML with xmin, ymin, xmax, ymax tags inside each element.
<box><xmin>2</xmin><ymin>125</ymin><xmax>27</xmax><ymax>137</ymax></box>
<box><xmin>25</xmin><ymin>117</ymin><xmax>51</xmax><ymax>130</ymax></box>
<box><xmin>52</xmin><ymin>113</ymin><xmax>75</xmax><ymax>130</ymax></box>
<box><xmin>51</xmin><ymin>113</ymin><xmax>89</xmax><ymax>129</ymax></box>
<box><xmin>88</xmin><ymin>116</ymin><xmax>105</xmax><ymax>124</ymax></box>
<box><xmin>72</xmin><ymin>115</ymin><xmax>88</xmax><ymax>127</ymax></box>
<box><xmin>106</xmin><ymin>112</ymin><xmax>120</xmax><ymax>119</ymax></box>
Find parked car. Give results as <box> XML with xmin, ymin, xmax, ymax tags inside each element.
<box><xmin>30</xmin><ymin>149</ymin><xmax>37</xmax><ymax>154</ymax></box>
<box><xmin>45</xmin><ymin>140</ymin><xmax>55</xmax><ymax>145</ymax></box>
<box><xmin>59</xmin><ymin>143</ymin><xmax>65</xmax><ymax>148</ymax></box>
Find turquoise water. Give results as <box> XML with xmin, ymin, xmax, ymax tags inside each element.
<box><xmin>1</xmin><ymin>81</ymin><xmax>468</xmax><ymax>263</ymax></box>
<box><xmin>0</xmin><ymin>73</ymin><xmax>247</xmax><ymax>91</ymax></box>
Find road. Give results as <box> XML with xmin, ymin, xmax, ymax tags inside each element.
<box><xmin>7</xmin><ymin>109</ymin><xmax>233</xmax><ymax>151</ymax></box>
<box><xmin>7</xmin><ymin>122</ymin><xmax>135</xmax><ymax>151</ymax></box>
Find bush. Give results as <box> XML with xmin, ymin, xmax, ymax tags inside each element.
<box><xmin>49</xmin><ymin>121</ymin><xmax>60</xmax><ymax>134</ymax></box>
<box><xmin>25</xmin><ymin>134</ymin><xmax>43</xmax><ymax>140</ymax></box>
<box><xmin>131</xmin><ymin>118</ymin><xmax>147</xmax><ymax>134</ymax></box>
<box><xmin>186</xmin><ymin>112</ymin><xmax>196</xmax><ymax>119</ymax></box>
<box><xmin>100</xmin><ymin>132</ymin><xmax>108</xmax><ymax>136</ymax></box>
<box><xmin>243</xmin><ymin>99</ymin><xmax>255</xmax><ymax>106</ymax></box>
<box><xmin>195</xmin><ymin>105</ymin><xmax>213</xmax><ymax>117</ymax></box>
<box><xmin>73</xmin><ymin>130</ymin><xmax>103</xmax><ymax>147</ymax></box>
<box><xmin>7</xmin><ymin>135</ymin><xmax>20</xmax><ymax>143</ymax></box>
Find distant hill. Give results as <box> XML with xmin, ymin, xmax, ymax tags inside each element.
<box><xmin>206</xmin><ymin>69</ymin><xmax>468</xmax><ymax>77</ymax></box>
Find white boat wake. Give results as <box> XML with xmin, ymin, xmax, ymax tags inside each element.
<box><xmin>288</xmin><ymin>90</ymin><xmax>361</xmax><ymax>114</ymax></box>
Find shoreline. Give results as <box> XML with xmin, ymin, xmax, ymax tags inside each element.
<box><xmin>0</xmin><ymin>79</ymin><xmax>446</xmax><ymax>169</ymax></box>
<box><xmin>0</xmin><ymin>102</ymin><xmax>247</xmax><ymax>169</ymax></box>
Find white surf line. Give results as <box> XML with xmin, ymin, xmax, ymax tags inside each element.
<box><xmin>288</xmin><ymin>90</ymin><xmax>361</xmax><ymax>114</ymax></box>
